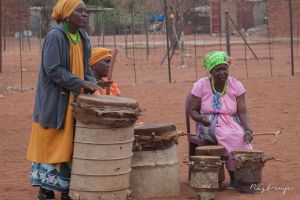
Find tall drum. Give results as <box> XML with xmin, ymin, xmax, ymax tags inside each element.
<box><xmin>130</xmin><ymin>123</ymin><xmax>180</xmax><ymax>198</ymax></box>
<box><xmin>70</xmin><ymin>95</ymin><xmax>140</xmax><ymax>200</ymax></box>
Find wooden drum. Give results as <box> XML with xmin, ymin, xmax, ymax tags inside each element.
<box><xmin>130</xmin><ymin>123</ymin><xmax>180</xmax><ymax>198</ymax></box>
<box><xmin>195</xmin><ymin>145</ymin><xmax>226</xmax><ymax>184</ymax></box>
<box><xmin>232</xmin><ymin>149</ymin><xmax>265</xmax><ymax>193</ymax></box>
<box><xmin>190</xmin><ymin>156</ymin><xmax>222</xmax><ymax>200</ymax></box>
<box><xmin>70</xmin><ymin>94</ymin><xmax>140</xmax><ymax>200</ymax></box>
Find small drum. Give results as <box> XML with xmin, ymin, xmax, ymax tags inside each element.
<box><xmin>190</xmin><ymin>156</ymin><xmax>222</xmax><ymax>200</ymax></box>
<box><xmin>232</xmin><ymin>149</ymin><xmax>265</xmax><ymax>193</ymax></box>
<box><xmin>195</xmin><ymin>145</ymin><xmax>226</xmax><ymax>158</ymax></box>
<box><xmin>70</xmin><ymin>94</ymin><xmax>140</xmax><ymax>200</ymax></box>
<box><xmin>195</xmin><ymin>145</ymin><xmax>226</xmax><ymax>184</ymax></box>
<box><xmin>133</xmin><ymin>123</ymin><xmax>177</xmax><ymax>151</ymax></box>
<box><xmin>130</xmin><ymin>123</ymin><xmax>180</xmax><ymax>198</ymax></box>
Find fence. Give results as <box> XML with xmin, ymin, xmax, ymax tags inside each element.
<box><xmin>0</xmin><ymin>0</ymin><xmax>299</xmax><ymax>92</ymax></box>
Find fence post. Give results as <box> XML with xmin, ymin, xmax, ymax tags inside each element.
<box><xmin>0</xmin><ymin>0</ymin><xmax>2</xmax><ymax>73</ymax></box>
<box><xmin>17</xmin><ymin>0</ymin><xmax>23</xmax><ymax>92</ymax></box>
<box><xmin>164</xmin><ymin>0</ymin><xmax>171</xmax><ymax>83</ymax></box>
<box><xmin>288</xmin><ymin>0</ymin><xmax>295</xmax><ymax>76</ymax></box>
<box><xmin>225</xmin><ymin>11</ymin><xmax>230</xmax><ymax>56</ymax></box>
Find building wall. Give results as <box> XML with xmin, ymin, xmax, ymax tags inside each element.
<box><xmin>269</xmin><ymin>0</ymin><xmax>300</xmax><ymax>36</ymax></box>
<box><xmin>1</xmin><ymin>1</ymin><xmax>31</xmax><ymax>36</ymax></box>
<box><xmin>254</xmin><ymin>1</ymin><xmax>267</xmax><ymax>26</ymax></box>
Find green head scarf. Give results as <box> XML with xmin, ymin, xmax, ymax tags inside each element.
<box><xmin>203</xmin><ymin>51</ymin><xmax>230</xmax><ymax>72</ymax></box>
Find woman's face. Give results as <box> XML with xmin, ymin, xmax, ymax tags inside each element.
<box><xmin>92</xmin><ymin>57</ymin><xmax>111</xmax><ymax>80</ymax></box>
<box><xmin>69</xmin><ymin>3</ymin><xmax>88</xmax><ymax>29</ymax></box>
<box><xmin>210</xmin><ymin>64</ymin><xmax>229</xmax><ymax>82</ymax></box>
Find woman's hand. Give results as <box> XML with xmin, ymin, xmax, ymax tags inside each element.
<box><xmin>81</xmin><ymin>80</ymin><xmax>102</xmax><ymax>93</ymax></box>
<box><xmin>244</xmin><ymin>129</ymin><xmax>253</xmax><ymax>144</ymax></box>
<box><xmin>201</xmin><ymin>115</ymin><xmax>211</xmax><ymax>127</ymax></box>
<box><xmin>97</xmin><ymin>80</ymin><xmax>113</xmax><ymax>89</ymax></box>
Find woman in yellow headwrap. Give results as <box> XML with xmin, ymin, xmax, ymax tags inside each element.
<box><xmin>26</xmin><ymin>1</ymin><xmax>101</xmax><ymax>199</ymax></box>
<box><xmin>90</xmin><ymin>47</ymin><xmax>121</xmax><ymax>96</ymax></box>
<box><xmin>189</xmin><ymin>51</ymin><xmax>253</xmax><ymax>190</ymax></box>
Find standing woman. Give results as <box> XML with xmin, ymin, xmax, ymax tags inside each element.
<box><xmin>27</xmin><ymin>0</ymin><xmax>101</xmax><ymax>199</ymax></box>
<box><xmin>190</xmin><ymin>51</ymin><xmax>253</xmax><ymax>189</ymax></box>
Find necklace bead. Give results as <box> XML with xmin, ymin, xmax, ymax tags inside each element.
<box><xmin>63</xmin><ymin>21</ymin><xmax>80</xmax><ymax>44</ymax></box>
<box><xmin>210</xmin><ymin>77</ymin><xmax>227</xmax><ymax>96</ymax></box>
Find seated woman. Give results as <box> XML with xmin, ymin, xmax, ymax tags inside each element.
<box><xmin>90</xmin><ymin>47</ymin><xmax>121</xmax><ymax>96</ymax></box>
<box><xmin>189</xmin><ymin>51</ymin><xmax>253</xmax><ymax>189</ymax></box>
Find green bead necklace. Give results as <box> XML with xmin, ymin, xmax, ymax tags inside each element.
<box><xmin>210</xmin><ymin>77</ymin><xmax>227</xmax><ymax>96</ymax></box>
<box><xmin>63</xmin><ymin>21</ymin><xmax>80</xmax><ymax>44</ymax></box>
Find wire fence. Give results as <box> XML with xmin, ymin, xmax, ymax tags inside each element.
<box><xmin>1</xmin><ymin>0</ymin><xmax>300</xmax><ymax>92</ymax></box>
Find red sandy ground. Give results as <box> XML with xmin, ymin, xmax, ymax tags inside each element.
<box><xmin>0</xmin><ymin>36</ymin><xmax>300</xmax><ymax>200</ymax></box>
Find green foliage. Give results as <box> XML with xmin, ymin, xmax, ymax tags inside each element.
<box><xmin>83</xmin><ymin>0</ymin><xmax>114</xmax><ymax>7</ymax></box>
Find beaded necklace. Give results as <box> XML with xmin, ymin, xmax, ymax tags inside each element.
<box><xmin>210</xmin><ymin>77</ymin><xmax>227</xmax><ymax>96</ymax></box>
<box><xmin>63</xmin><ymin>21</ymin><xmax>80</xmax><ymax>44</ymax></box>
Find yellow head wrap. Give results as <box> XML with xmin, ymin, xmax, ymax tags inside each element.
<box><xmin>52</xmin><ymin>0</ymin><xmax>83</xmax><ymax>22</ymax></box>
<box><xmin>90</xmin><ymin>48</ymin><xmax>113</xmax><ymax>66</ymax></box>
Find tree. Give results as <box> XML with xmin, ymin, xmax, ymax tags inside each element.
<box><xmin>83</xmin><ymin>0</ymin><xmax>115</xmax><ymax>7</ymax></box>
<box><xmin>30</xmin><ymin>0</ymin><xmax>55</xmax><ymax>37</ymax></box>
<box><xmin>163</xmin><ymin>0</ymin><xmax>196</xmax><ymax>67</ymax></box>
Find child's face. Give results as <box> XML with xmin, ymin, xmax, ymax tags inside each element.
<box><xmin>92</xmin><ymin>57</ymin><xmax>111</xmax><ymax>80</ymax></box>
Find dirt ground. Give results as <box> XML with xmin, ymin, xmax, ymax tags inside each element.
<box><xmin>0</xmin><ymin>36</ymin><xmax>300</xmax><ymax>200</ymax></box>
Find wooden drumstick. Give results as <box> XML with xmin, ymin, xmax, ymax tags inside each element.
<box><xmin>252</xmin><ymin>129</ymin><xmax>282</xmax><ymax>144</ymax></box>
<box><xmin>106</xmin><ymin>48</ymin><xmax>118</xmax><ymax>95</ymax></box>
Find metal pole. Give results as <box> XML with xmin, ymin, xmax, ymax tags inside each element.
<box><xmin>18</xmin><ymin>1</ymin><xmax>23</xmax><ymax>92</ymax></box>
<box><xmin>164</xmin><ymin>0</ymin><xmax>171</xmax><ymax>83</ymax></box>
<box><xmin>194</xmin><ymin>31</ymin><xmax>197</xmax><ymax>79</ymax></box>
<box><xmin>225</xmin><ymin>11</ymin><xmax>230</xmax><ymax>56</ymax></box>
<box><xmin>0</xmin><ymin>0</ymin><xmax>2</xmax><ymax>73</ymax></box>
<box><xmin>219</xmin><ymin>0</ymin><xmax>222</xmax><ymax>50</ymax></box>
<box><xmin>130</xmin><ymin>8</ymin><xmax>137</xmax><ymax>85</ymax></box>
<box><xmin>101</xmin><ymin>11</ymin><xmax>105</xmax><ymax>47</ymax></box>
<box><xmin>266</xmin><ymin>0</ymin><xmax>273</xmax><ymax>77</ymax></box>
<box><xmin>3</xmin><ymin>21</ymin><xmax>6</xmax><ymax>51</ymax></box>
<box><xmin>288</xmin><ymin>0</ymin><xmax>295</xmax><ymax>76</ymax></box>
<box><xmin>144</xmin><ymin>17</ymin><xmax>149</xmax><ymax>60</ymax></box>
<box><xmin>96</xmin><ymin>13</ymin><xmax>99</xmax><ymax>47</ymax></box>
<box><xmin>244</xmin><ymin>32</ymin><xmax>248</xmax><ymax>78</ymax></box>
<box><xmin>297</xmin><ymin>21</ymin><xmax>299</xmax><ymax>57</ymax></box>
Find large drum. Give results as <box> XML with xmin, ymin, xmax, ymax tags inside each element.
<box><xmin>70</xmin><ymin>95</ymin><xmax>140</xmax><ymax>200</ymax></box>
<box><xmin>232</xmin><ymin>149</ymin><xmax>265</xmax><ymax>193</ymax></box>
<box><xmin>195</xmin><ymin>145</ymin><xmax>226</xmax><ymax>184</ymax></box>
<box><xmin>130</xmin><ymin>123</ymin><xmax>180</xmax><ymax>198</ymax></box>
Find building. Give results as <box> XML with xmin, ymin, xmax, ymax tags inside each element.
<box><xmin>181</xmin><ymin>0</ymin><xmax>267</xmax><ymax>34</ymax></box>
<box><xmin>268</xmin><ymin>0</ymin><xmax>300</xmax><ymax>36</ymax></box>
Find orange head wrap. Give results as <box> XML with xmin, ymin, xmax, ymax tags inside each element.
<box><xmin>52</xmin><ymin>0</ymin><xmax>83</xmax><ymax>23</ymax></box>
<box><xmin>90</xmin><ymin>48</ymin><xmax>112</xmax><ymax>67</ymax></box>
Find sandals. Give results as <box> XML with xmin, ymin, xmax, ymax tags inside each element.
<box><xmin>226</xmin><ymin>182</ymin><xmax>239</xmax><ymax>190</ymax></box>
<box><xmin>61</xmin><ymin>191</ymin><xmax>72</xmax><ymax>200</ymax></box>
<box><xmin>37</xmin><ymin>188</ymin><xmax>73</xmax><ymax>200</ymax></box>
<box><xmin>37</xmin><ymin>191</ymin><xmax>56</xmax><ymax>200</ymax></box>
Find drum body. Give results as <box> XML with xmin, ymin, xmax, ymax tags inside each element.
<box><xmin>232</xmin><ymin>149</ymin><xmax>265</xmax><ymax>193</ymax></box>
<box><xmin>195</xmin><ymin>145</ymin><xmax>226</xmax><ymax>184</ymax></box>
<box><xmin>190</xmin><ymin>156</ymin><xmax>222</xmax><ymax>190</ymax></box>
<box><xmin>130</xmin><ymin>123</ymin><xmax>180</xmax><ymax>198</ymax></box>
<box><xmin>70</xmin><ymin>95</ymin><xmax>140</xmax><ymax>200</ymax></box>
